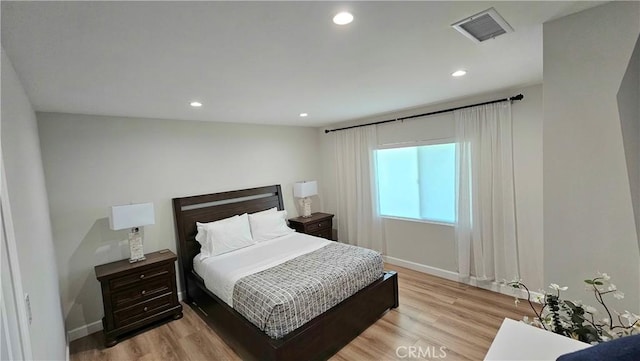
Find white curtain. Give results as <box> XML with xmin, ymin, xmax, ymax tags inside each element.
<box><xmin>334</xmin><ymin>126</ymin><xmax>386</xmax><ymax>252</ymax></box>
<box><xmin>455</xmin><ymin>102</ymin><xmax>519</xmax><ymax>281</ymax></box>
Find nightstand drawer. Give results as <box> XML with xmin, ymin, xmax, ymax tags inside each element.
<box><xmin>111</xmin><ymin>277</ymin><xmax>171</xmax><ymax>309</ymax></box>
<box><xmin>308</xmin><ymin>228</ymin><xmax>332</xmax><ymax>240</ymax></box>
<box><xmin>303</xmin><ymin>220</ymin><xmax>331</xmax><ymax>232</ymax></box>
<box><xmin>110</xmin><ymin>264</ymin><xmax>170</xmax><ymax>290</ymax></box>
<box><xmin>113</xmin><ymin>293</ymin><xmax>173</xmax><ymax>329</ymax></box>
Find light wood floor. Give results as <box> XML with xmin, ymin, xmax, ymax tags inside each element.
<box><xmin>70</xmin><ymin>264</ymin><xmax>536</xmax><ymax>361</ymax></box>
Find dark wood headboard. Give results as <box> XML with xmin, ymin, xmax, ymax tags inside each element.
<box><xmin>172</xmin><ymin>185</ymin><xmax>285</xmax><ymax>287</ymax></box>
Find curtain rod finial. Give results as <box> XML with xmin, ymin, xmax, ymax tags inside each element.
<box><xmin>511</xmin><ymin>94</ymin><xmax>524</xmax><ymax>101</ymax></box>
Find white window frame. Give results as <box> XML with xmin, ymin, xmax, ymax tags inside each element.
<box><xmin>375</xmin><ymin>137</ymin><xmax>457</xmax><ymax>226</ymax></box>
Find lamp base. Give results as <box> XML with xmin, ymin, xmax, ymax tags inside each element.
<box><xmin>301</xmin><ymin>197</ymin><xmax>312</xmax><ymax>218</ymax></box>
<box><xmin>129</xmin><ymin>256</ymin><xmax>146</xmax><ymax>263</ymax></box>
<box><xmin>128</xmin><ymin>227</ymin><xmax>146</xmax><ymax>263</ymax></box>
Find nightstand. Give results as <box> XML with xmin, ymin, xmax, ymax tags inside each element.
<box><xmin>288</xmin><ymin>212</ymin><xmax>334</xmax><ymax>240</ymax></box>
<box><xmin>95</xmin><ymin>249</ymin><xmax>183</xmax><ymax>347</ymax></box>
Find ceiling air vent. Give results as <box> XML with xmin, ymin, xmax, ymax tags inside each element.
<box><xmin>452</xmin><ymin>7</ymin><xmax>513</xmax><ymax>43</ymax></box>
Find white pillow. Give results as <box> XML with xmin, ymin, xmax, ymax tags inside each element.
<box><xmin>249</xmin><ymin>209</ymin><xmax>294</xmax><ymax>242</ymax></box>
<box><xmin>252</xmin><ymin>207</ymin><xmax>277</xmax><ymax>215</ymax></box>
<box><xmin>195</xmin><ymin>221</ymin><xmax>216</xmax><ymax>257</ymax></box>
<box><xmin>195</xmin><ymin>213</ymin><xmax>255</xmax><ymax>257</ymax></box>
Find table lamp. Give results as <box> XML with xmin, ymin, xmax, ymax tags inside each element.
<box><xmin>109</xmin><ymin>202</ymin><xmax>155</xmax><ymax>263</ymax></box>
<box><xmin>293</xmin><ymin>181</ymin><xmax>317</xmax><ymax>218</ymax></box>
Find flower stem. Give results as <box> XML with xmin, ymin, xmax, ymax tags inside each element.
<box><xmin>513</xmin><ymin>282</ymin><xmax>547</xmax><ymax>330</ymax></box>
<box><xmin>593</xmin><ymin>286</ymin><xmax>614</xmax><ymax>329</ymax></box>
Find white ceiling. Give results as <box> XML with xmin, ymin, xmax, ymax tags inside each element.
<box><xmin>1</xmin><ymin>1</ymin><xmax>605</xmax><ymax>127</ymax></box>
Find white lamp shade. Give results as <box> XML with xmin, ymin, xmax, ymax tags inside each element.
<box><xmin>293</xmin><ymin>181</ymin><xmax>318</xmax><ymax>198</ymax></box>
<box><xmin>109</xmin><ymin>203</ymin><xmax>155</xmax><ymax>230</ymax></box>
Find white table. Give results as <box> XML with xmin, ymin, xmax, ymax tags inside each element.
<box><xmin>484</xmin><ymin>318</ymin><xmax>590</xmax><ymax>361</ymax></box>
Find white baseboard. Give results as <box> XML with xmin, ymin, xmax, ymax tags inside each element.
<box><xmin>67</xmin><ymin>290</ymin><xmax>186</xmax><ymax>342</ymax></box>
<box><xmin>67</xmin><ymin>320</ymin><xmax>103</xmax><ymax>342</ymax></box>
<box><xmin>383</xmin><ymin>256</ymin><xmax>460</xmax><ymax>282</ymax></box>
<box><xmin>65</xmin><ymin>333</ymin><xmax>70</xmax><ymax>361</ymax></box>
<box><xmin>383</xmin><ymin>255</ymin><xmax>542</xmax><ymax>301</ymax></box>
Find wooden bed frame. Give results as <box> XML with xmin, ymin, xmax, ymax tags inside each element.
<box><xmin>172</xmin><ymin>185</ymin><xmax>399</xmax><ymax>361</ymax></box>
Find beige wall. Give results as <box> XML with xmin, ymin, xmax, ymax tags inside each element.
<box><xmin>37</xmin><ymin>112</ymin><xmax>320</xmax><ymax>333</ymax></box>
<box><xmin>617</xmin><ymin>35</ymin><xmax>640</xmax><ymax>251</ymax></box>
<box><xmin>543</xmin><ymin>1</ymin><xmax>640</xmax><ymax>311</ymax></box>
<box><xmin>320</xmin><ymin>84</ymin><xmax>543</xmax><ymax>289</ymax></box>
<box><xmin>1</xmin><ymin>49</ymin><xmax>66</xmax><ymax>360</ymax></box>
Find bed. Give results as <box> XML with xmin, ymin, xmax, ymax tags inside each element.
<box><xmin>172</xmin><ymin>185</ymin><xmax>399</xmax><ymax>361</ymax></box>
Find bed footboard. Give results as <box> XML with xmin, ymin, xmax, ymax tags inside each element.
<box><xmin>187</xmin><ymin>271</ymin><xmax>399</xmax><ymax>361</ymax></box>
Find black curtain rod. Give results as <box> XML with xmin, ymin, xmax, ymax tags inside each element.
<box><xmin>324</xmin><ymin>93</ymin><xmax>524</xmax><ymax>134</ymax></box>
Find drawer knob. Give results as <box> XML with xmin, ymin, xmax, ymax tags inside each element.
<box><xmin>143</xmin><ymin>307</ymin><xmax>148</xmax><ymax>312</ymax></box>
<box><xmin>140</xmin><ymin>274</ymin><xmax>145</xmax><ymax>279</ymax></box>
<box><xmin>141</xmin><ymin>290</ymin><xmax>146</xmax><ymax>295</ymax></box>
<box><xmin>318</xmin><ymin>223</ymin><xmax>322</xmax><ymax>227</ymax></box>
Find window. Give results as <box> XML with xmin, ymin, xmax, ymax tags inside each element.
<box><xmin>375</xmin><ymin>142</ymin><xmax>456</xmax><ymax>224</ymax></box>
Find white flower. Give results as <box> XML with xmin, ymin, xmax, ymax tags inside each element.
<box><xmin>585</xmin><ymin>306</ymin><xmax>598</xmax><ymax>314</ymax></box>
<box><xmin>549</xmin><ymin>283</ymin><xmax>568</xmax><ymax>291</ymax></box>
<box><xmin>607</xmin><ymin>283</ymin><xmax>617</xmax><ymax>291</ymax></box>
<box><xmin>599</xmin><ymin>272</ymin><xmax>611</xmax><ymax>281</ymax></box>
<box><xmin>600</xmin><ymin>336</ymin><xmax>611</xmax><ymax>342</ymax></box>
<box><xmin>613</xmin><ymin>291</ymin><xmax>625</xmax><ymax>300</ymax></box>
<box><xmin>621</xmin><ymin>311</ymin><xmax>638</xmax><ymax>322</ymax></box>
<box><xmin>601</xmin><ymin>317</ymin><xmax>611</xmax><ymax>324</ymax></box>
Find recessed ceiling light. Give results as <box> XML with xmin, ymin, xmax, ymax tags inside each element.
<box><xmin>333</xmin><ymin>12</ymin><xmax>353</xmax><ymax>25</ymax></box>
<box><xmin>299</xmin><ymin>113</ymin><xmax>308</xmax><ymax>117</ymax></box>
<box><xmin>190</xmin><ymin>101</ymin><xmax>202</xmax><ymax>107</ymax></box>
<box><xmin>451</xmin><ymin>70</ymin><xmax>467</xmax><ymax>77</ymax></box>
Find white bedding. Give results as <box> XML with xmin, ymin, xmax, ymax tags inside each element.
<box><xmin>193</xmin><ymin>232</ymin><xmax>330</xmax><ymax>306</ymax></box>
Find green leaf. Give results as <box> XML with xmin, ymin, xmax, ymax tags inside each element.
<box><xmin>594</xmin><ymin>281</ymin><xmax>603</xmax><ymax>285</ymax></box>
<box><xmin>584</xmin><ymin>279</ymin><xmax>594</xmax><ymax>284</ymax></box>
